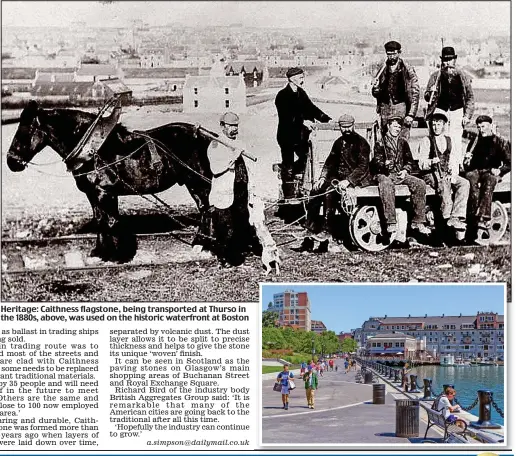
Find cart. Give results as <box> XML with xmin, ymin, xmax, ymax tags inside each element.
<box><xmin>274</xmin><ymin>120</ymin><xmax>510</xmax><ymax>252</ymax></box>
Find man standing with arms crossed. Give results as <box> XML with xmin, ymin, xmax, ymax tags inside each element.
<box><xmin>372</xmin><ymin>40</ymin><xmax>420</xmax><ymax>140</ymax></box>
<box><xmin>275</xmin><ymin>67</ymin><xmax>332</xmax><ymax>200</ymax></box>
<box><xmin>424</xmin><ymin>46</ymin><xmax>475</xmax><ymax>174</ymax></box>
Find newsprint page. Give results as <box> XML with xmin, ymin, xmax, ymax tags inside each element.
<box><xmin>0</xmin><ymin>1</ymin><xmax>513</xmax><ymax>455</ymax></box>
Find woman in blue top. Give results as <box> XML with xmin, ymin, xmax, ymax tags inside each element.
<box><xmin>276</xmin><ymin>364</ymin><xmax>294</xmax><ymax>410</ymax></box>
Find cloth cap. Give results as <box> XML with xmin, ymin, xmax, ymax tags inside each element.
<box><xmin>440</xmin><ymin>46</ymin><xmax>457</xmax><ymax>60</ymax></box>
<box><xmin>476</xmin><ymin>114</ymin><xmax>493</xmax><ymax>124</ymax></box>
<box><xmin>384</xmin><ymin>40</ymin><xmax>401</xmax><ymax>52</ymax></box>
<box><xmin>387</xmin><ymin>113</ymin><xmax>403</xmax><ymax>124</ymax></box>
<box><xmin>338</xmin><ymin>114</ymin><xmax>355</xmax><ymax>127</ymax></box>
<box><xmin>431</xmin><ymin>108</ymin><xmax>448</xmax><ymax>123</ymax></box>
<box><xmin>220</xmin><ymin>111</ymin><xmax>239</xmax><ymax>125</ymax></box>
<box><xmin>286</xmin><ymin>67</ymin><xmax>304</xmax><ymax>78</ymax></box>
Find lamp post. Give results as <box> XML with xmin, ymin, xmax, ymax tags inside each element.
<box><xmin>321</xmin><ymin>342</ymin><xmax>325</xmax><ymax>360</ymax></box>
<box><xmin>311</xmin><ymin>334</ymin><xmax>315</xmax><ymax>362</ymax></box>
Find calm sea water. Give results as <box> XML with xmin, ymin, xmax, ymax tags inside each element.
<box><xmin>409</xmin><ymin>364</ymin><xmax>505</xmax><ymax>425</ymax></box>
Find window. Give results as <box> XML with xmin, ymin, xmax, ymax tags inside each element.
<box><xmin>194</xmin><ymin>100</ymin><xmax>198</xmax><ymax>108</ymax></box>
<box><xmin>194</xmin><ymin>88</ymin><xmax>198</xmax><ymax>95</ymax></box>
<box><xmin>225</xmin><ymin>87</ymin><xmax>229</xmax><ymax>94</ymax></box>
<box><xmin>225</xmin><ymin>100</ymin><xmax>230</xmax><ymax>108</ymax></box>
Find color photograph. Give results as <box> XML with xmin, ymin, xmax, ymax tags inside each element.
<box><xmin>260</xmin><ymin>283</ymin><xmax>506</xmax><ymax>446</ymax></box>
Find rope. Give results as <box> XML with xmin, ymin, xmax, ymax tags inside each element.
<box><xmin>27</xmin><ymin>159</ymin><xmax>63</xmax><ymax>166</ymax></box>
<box><xmin>332</xmin><ymin>179</ymin><xmax>357</xmax><ymax>215</ymax></box>
<box><xmin>263</xmin><ymin>187</ymin><xmax>337</xmax><ymax>211</ymax></box>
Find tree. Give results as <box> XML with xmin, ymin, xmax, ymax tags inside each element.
<box><xmin>262</xmin><ymin>309</ymin><xmax>279</xmax><ymax>328</ymax></box>
<box><xmin>340</xmin><ymin>338</ymin><xmax>358</xmax><ymax>354</ymax></box>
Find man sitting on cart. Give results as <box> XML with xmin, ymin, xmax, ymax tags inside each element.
<box><xmin>371</xmin><ymin>114</ymin><xmax>431</xmax><ymax>236</ymax></box>
<box><xmin>463</xmin><ymin>114</ymin><xmax>511</xmax><ymax>233</ymax></box>
<box><xmin>417</xmin><ymin>108</ymin><xmax>470</xmax><ymax>238</ymax></box>
<box><xmin>304</xmin><ymin>114</ymin><xmax>374</xmax><ymax>243</ymax></box>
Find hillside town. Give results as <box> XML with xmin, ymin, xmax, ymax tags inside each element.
<box><xmin>1</xmin><ymin>22</ymin><xmax>510</xmax><ymax>113</ymax></box>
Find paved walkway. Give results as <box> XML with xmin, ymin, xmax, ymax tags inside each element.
<box><xmin>262</xmin><ymin>366</ymin><xmax>443</xmax><ymax>445</ymax></box>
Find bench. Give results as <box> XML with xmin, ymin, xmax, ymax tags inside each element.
<box><xmin>421</xmin><ymin>402</ymin><xmax>469</xmax><ymax>442</ymax></box>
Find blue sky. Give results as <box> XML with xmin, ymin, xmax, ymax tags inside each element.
<box><xmin>261</xmin><ymin>284</ymin><xmax>506</xmax><ymax>333</ymax></box>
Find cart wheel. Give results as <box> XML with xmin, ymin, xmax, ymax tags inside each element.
<box><xmin>476</xmin><ymin>201</ymin><xmax>508</xmax><ymax>245</ymax></box>
<box><xmin>349</xmin><ymin>205</ymin><xmax>396</xmax><ymax>251</ymax></box>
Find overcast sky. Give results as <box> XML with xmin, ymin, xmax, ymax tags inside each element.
<box><xmin>1</xmin><ymin>1</ymin><xmax>511</xmax><ymax>31</ymax></box>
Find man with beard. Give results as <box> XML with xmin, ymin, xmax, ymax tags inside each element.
<box><xmin>463</xmin><ymin>115</ymin><xmax>510</xmax><ymax>231</ymax></box>
<box><xmin>372</xmin><ymin>115</ymin><xmax>431</xmax><ymax>235</ymax></box>
<box><xmin>424</xmin><ymin>46</ymin><xmax>475</xmax><ymax>173</ymax></box>
<box><xmin>275</xmin><ymin>67</ymin><xmax>332</xmax><ymax>200</ymax></box>
<box><xmin>303</xmin><ymin>114</ymin><xmax>373</xmax><ymax>242</ymax></box>
<box><xmin>372</xmin><ymin>41</ymin><xmax>420</xmax><ymax>139</ymax></box>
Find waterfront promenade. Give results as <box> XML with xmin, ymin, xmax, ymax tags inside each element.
<box><xmin>261</xmin><ymin>363</ymin><xmax>504</xmax><ymax>447</ymax></box>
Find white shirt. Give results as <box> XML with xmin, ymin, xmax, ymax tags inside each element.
<box><xmin>207</xmin><ymin>137</ymin><xmax>245</xmax><ymax>209</ymax></box>
<box><xmin>418</xmin><ymin>134</ymin><xmax>461</xmax><ymax>176</ymax></box>
<box><xmin>437</xmin><ymin>395</ymin><xmax>453</xmax><ymax>418</ymax></box>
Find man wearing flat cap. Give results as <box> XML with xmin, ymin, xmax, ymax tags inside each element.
<box><xmin>207</xmin><ymin>112</ymin><xmax>280</xmax><ymax>271</ymax></box>
<box><xmin>463</xmin><ymin>114</ymin><xmax>510</xmax><ymax>231</ymax></box>
<box><xmin>372</xmin><ymin>114</ymin><xmax>431</xmax><ymax>235</ymax></box>
<box><xmin>425</xmin><ymin>46</ymin><xmax>475</xmax><ymax>174</ymax></box>
<box><xmin>417</xmin><ymin>108</ymin><xmax>470</xmax><ymax>236</ymax></box>
<box><xmin>372</xmin><ymin>40</ymin><xmax>420</xmax><ymax>140</ymax></box>
<box><xmin>275</xmin><ymin>67</ymin><xmax>332</xmax><ymax>200</ymax></box>
<box><xmin>304</xmin><ymin>114</ymin><xmax>373</xmax><ymax>242</ymax></box>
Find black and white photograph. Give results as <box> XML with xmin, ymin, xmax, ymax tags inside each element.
<box><xmin>1</xmin><ymin>1</ymin><xmax>511</xmax><ymax>301</ymax></box>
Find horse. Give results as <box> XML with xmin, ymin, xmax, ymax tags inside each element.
<box><xmin>6</xmin><ymin>100</ymin><xmax>257</xmax><ymax>264</ymax></box>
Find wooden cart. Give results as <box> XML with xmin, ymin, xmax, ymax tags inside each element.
<box><xmin>275</xmin><ymin>120</ymin><xmax>510</xmax><ymax>251</ymax></box>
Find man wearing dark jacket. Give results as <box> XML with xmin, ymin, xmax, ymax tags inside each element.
<box><xmin>275</xmin><ymin>67</ymin><xmax>331</xmax><ymax>199</ymax></box>
<box><xmin>463</xmin><ymin>115</ymin><xmax>510</xmax><ymax>230</ymax></box>
<box><xmin>425</xmin><ymin>46</ymin><xmax>475</xmax><ymax>169</ymax></box>
<box><xmin>305</xmin><ymin>114</ymin><xmax>373</xmax><ymax>241</ymax></box>
<box><xmin>372</xmin><ymin>115</ymin><xmax>430</xmax><ymax>235</ymax></box>
<box><xmin>372</xmin><ymin>41</ymin><xmax>420</xmax><ymax>139</ymax></box>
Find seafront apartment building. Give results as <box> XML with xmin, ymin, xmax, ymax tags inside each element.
<box><xmin>270</xmin><ymin>290</ymin><xmax>311</xmax><ymax>331</ymax></box>
<box><xmin>355</xmin><ymin>311</ymin><xmax>504</xmax><ymax>359</ymax></box>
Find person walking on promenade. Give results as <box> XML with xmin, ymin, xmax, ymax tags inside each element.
<box><xmin>276</xmin><ymin>364</ymin><xmax>295</xmax><ymax>410</ymax></box>
<box><xmin>372</xmin><ymin>114</ymin><xmax>431</xmax><ymax>235</ymax></box>
<box><xmin>436</xmin><ymin>387</ymin><xmax>465</xmax><ymax>428</ymax></box>
<box><xmin>372</xmin><ymin>40</ymin><xmax>420</xmax><ymax>140</ymax></box>
<box><xmin>424</xmin><ymin>46</ymin><xmax>475</xmax><ymax>165</ymax></box>
<box><xmin>417</xmin><ymin>108</ymin><xmax>470</xmax><ymax>237</ymax></box>
<box><xmin>303</xmin><ymin>114</ymin><xmax>374</xmax><ymax>243</ymax></box>
<box><xmin>300</xmin><ymin>361</ymin><xmax>307</xmax><ymax>378</ymax></box>
<box><xmin>344</xmin><ymin>358</ymin><xmax>349</xmax><ymax>373</ymax></box>
<box><xmin>401</xmin><ymin>363</ymin><xmax>411</xmax><ymax>391</ymax></box>
<box><xmin>328</xmin><ymin>358</ymin><xmax>334</xmax><ymax>372</ymax></box>
<box><xmin>275</xmin><ymin>67</ymin><xmax>332</xmax><ymax>200</ymax></box>
<box><xmin>303</xmin><ymin>365</ymin><xmax>319</xmax><ymax>409</ymax></box>
<box><xmin>463</xmin><ymin>114</ymin><xmax>511</xmax><ymax>232</ymax></box>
